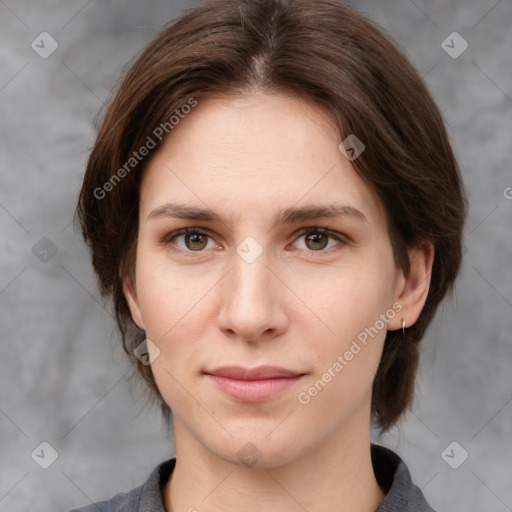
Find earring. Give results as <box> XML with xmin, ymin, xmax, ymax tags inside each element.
<box><xmin>401</xmin><ymin>318</ymin><xmax>406</xmax><ymax>337</ymax></box>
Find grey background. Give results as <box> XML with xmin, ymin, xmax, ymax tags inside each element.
<box><xmin>0</xmin><ymin>0</ymin><xmax>511</xmax><ymax>510</ymax></box>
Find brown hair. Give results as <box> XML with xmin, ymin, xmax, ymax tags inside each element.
<box><xmin>75</xmin><ymin>0</ymin><xmax>467</xmax><ymax>432</ymax></box>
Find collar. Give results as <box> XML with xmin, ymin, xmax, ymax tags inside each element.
<box><xmin>106</xmin><ymin>444</ymin><xmax>435</xmax><ymax>512</ymax></box>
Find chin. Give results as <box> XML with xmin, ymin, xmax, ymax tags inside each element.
<box><xmin>204</xmin><ymin>431</ymin><xmax>309</xmax><ymax>471</ymax></box>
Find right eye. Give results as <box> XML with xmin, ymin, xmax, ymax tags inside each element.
<box><xmin>162</xmin><ymin>228</ymin><xmax>217</xmax><ymax>252</ymax></box>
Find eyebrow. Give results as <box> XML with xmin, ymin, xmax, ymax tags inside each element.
<box><xmin>147</xmin><ymin>201</ymin><xmax>368</xmax><ymax>226</ymax></box>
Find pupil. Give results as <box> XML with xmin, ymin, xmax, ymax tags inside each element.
<box><xmin>308</xmin><ymin>233</ymin><xmax>327</xmax><ymax>250</ymax></box>
<box><xmin>187</xmin><ymin>233</ymin><xmax>205</xmax><ymax>250</ymax></box>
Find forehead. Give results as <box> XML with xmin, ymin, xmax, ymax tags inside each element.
<box><xmin>139</xmin><ymin>92</ymin><xmax>386</xmax><ymax>229</ymax></box>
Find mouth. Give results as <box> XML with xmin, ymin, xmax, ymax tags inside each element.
<box><xmin>203</xmin><ymin>365</ymin><xmax>306</xmax><ymax>402</ymax></box>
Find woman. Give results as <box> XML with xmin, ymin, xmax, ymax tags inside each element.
<box><xmin>72</xmin><ymin>0</ymin><xmax>467</xmax><ymax>510</ymax></box>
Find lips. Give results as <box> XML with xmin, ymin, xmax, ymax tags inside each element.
<box><xmin>205</xmin><ymin>365</ymin><xmax>303</xmax><ymax>380</ymax></box>
<box><xmin>204</xmin><ymin>365</ymin><xmax>305</xmax><ymax>402</ymax></box>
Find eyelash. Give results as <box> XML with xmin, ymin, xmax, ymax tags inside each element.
<box><xmin>161</xmin><ymin>226</ymin><xmax>347</xmax><ymax>256</ymax></box>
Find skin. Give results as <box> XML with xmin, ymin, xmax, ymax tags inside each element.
<box><xmin>124</xmin><ymin>92</ymin><xmax>434</xmax><ymax>512</ymax></box>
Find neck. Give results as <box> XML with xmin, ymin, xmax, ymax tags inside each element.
<box><xmin>163</xmin><ymin>417</ymin><xmax>385</xmax><ymax>512</ymax></box>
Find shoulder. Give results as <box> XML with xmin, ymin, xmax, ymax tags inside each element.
<box><xmin>372</xmin><ymin>444</ymin><xmax>437</xmax><ymax>512</ymax></box>
<box><xmin>66</xmin><ymin>458</ymin><xmax>176</xmax><ymax>512</ymax></box>
<box><xmin>66</xmin><ymin>486</ymin><xmax>141</xmax><ymax>512</ymax></box>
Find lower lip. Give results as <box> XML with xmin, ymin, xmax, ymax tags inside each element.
<box><xmin>206</xmin><ymin>375</ymin><xmax>303</xmax><ymax>402</ymax></box>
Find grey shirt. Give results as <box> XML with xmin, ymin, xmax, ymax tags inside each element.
<box><xmin>68</xmin><ymin>444</ymin><xmax>436</xmax><ymax>512</ymax></box>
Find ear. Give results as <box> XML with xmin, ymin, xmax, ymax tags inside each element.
<box><xmin>388</xmin><ymin>241</ymin><xmax>434</xmax><ymax>331</ymax></box>
<box><xmin>123</xmin><ymin>277</ymin><xmax>146</xmax><ymax>331</ymax></box>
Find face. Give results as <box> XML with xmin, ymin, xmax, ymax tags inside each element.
<box><xmin>125</xmin><ymin>92</ymin><xmax>411</xmax><ymax>468</ymax></box>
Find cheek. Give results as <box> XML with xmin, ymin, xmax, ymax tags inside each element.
<box><xmin>134</xmin><ymin>249</ymin><xmax>212</xmax><ymax>337</ymax></box>
<box><xmin>301</xmin><ymin>300</ymin><xmax>388</xmax><ymax>424</ymax></box>
<box><xmin>305</xmin><ymin>259</ymin><xmax>394</xmax><ymax>394</ymax></box>
<box><xmin>316</xmin><ymin>259</ymin><xmax>393</xmax><ymax>340</ymax></box>
<box><xmin>136</xmin><ymin>266</ymin><xmax>207</xmax><ymax>410</ymax></box>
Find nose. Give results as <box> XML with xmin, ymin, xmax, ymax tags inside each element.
<box><xmin>217</xmin><ymin>247</ymin><xmax>289</xmax><ymax>343</ymax></box>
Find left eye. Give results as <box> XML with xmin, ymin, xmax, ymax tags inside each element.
<box><xmin>163</xmin><ymin>227</ymin><xmax>345</xmax><ymax>253</ymax></box>
<box><xmin>292</xmin><ymin>227</ymin><xmax>345</xmax><ymax>252</ymax></box>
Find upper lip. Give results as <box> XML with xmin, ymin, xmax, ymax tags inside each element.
<box><xmin>205</xmin><ymin>365</ymin><xmax>304</xmax><ymax>380</ymax></box>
